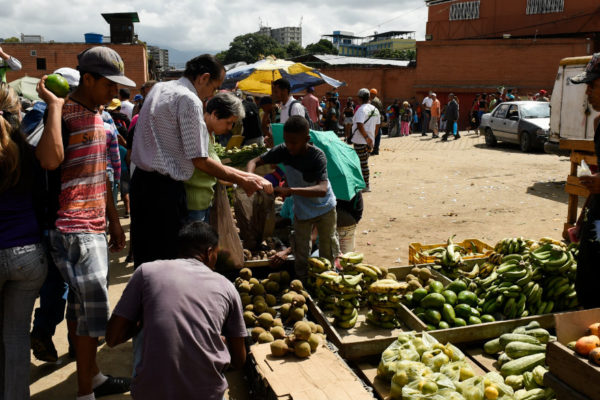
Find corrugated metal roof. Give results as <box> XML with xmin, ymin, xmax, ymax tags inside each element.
<box><xmin>313</xmin><ymin>54</ymin><xmax>411</xmax><ymax>67</ymax></box>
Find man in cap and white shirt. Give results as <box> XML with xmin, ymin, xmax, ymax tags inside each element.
<box><xmin>36</xmin><ymin>46</ymin><xmax>135</xmax><ymax>400</ymax></box>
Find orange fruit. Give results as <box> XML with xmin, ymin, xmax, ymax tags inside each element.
<box><xmin>45</xmin><ymin>74</ymin><xmax>70</xmax><ymax>98</ymax></box>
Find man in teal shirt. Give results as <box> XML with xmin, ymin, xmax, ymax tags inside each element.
<box><xmin>0</xmin><ymin>46</ymin><xmax>22</xmax><ymax>83</ymax></box>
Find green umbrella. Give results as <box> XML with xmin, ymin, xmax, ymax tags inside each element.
<box><xmin>9</xmin><ymin>76</ymin><xmax>41</xmax><ymax>101</ymax></box>
<box><xmin>271</xmin><ymin>123</ymin><xmax>365</xmax><ymax>200</ymax></box>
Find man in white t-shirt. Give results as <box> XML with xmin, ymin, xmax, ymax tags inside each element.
<box><xmin>272</xmin><ymin>78</ymin><xmax>304</xmax><ymax>124</ymax></box>
<box><xmin>421</xmin><ymin>92</ymin><xmax>433</xmax><ymax>136</ymax></box>
<box><xmin>351</xmin><ymin>88</ymin><xmax>380</xmax><ymax>192</ymax></box>
<box><xmin>119</xmin><ymin>88</ymin><xmax>135</xmax><ymax>120</ymax></box>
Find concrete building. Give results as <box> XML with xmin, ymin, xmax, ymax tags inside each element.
<box><xmin>148</xmin><ymin>46</ymin><xmax>169</xmax><ymax>70</ymax></box>
<box><xmin>323</xmin><ymin>30</ymin><xmax>416</xmax><ymax>57</ymax></box>
<box><xmin>256</xmin><ymin>25</ymin><xmax>302</xmax><ymax>46</ymax></box>
<box><xmin>1</xmin><ymin>43</ymin><xmax>148</xmax><ymax>95</ymax></box>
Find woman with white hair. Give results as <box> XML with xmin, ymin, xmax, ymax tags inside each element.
<box><xmin>350</xmin><ymin>88</ymin><xmax>381</xmax><ymax>192</ymax></box>
<box><xmin>185</xmin><ymin>91</ymin><xmax>246</xmax><ymax>222</ymax></box>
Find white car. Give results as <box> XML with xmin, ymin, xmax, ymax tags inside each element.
<box><xmin>480</xmin><ymin>101</ymin><xmax>550</xmax><ymax>152</ymax></box>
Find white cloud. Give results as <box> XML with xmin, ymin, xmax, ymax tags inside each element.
<box><xmin>0</xmin><ymin>0</ymin><xmax>429</xmax><ymax>53</ymax></box>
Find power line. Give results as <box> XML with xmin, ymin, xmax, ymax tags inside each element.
<box><xmin>356</xmin><ymin>4</ymin><xmax>427</xmax><ymax>35</ymax></box>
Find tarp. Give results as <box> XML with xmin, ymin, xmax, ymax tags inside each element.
<box><xmin>271</xmin><ymin>123</ymin><xmax>365</xmax><ymax>201</ymax></box>
<box><xmin>8</xmin><ymin>76</ymin><xmax>41</xmax><ymax>101</ymax></box>
<box><xmin>223</xmin><ymin>56</ymin><xmax>345</xmax><ymax>95</ymax></box>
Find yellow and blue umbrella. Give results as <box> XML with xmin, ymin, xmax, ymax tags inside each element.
<box><xmin>223</xmin><ymin>56</ymin><xmax>345</xmax><ymax>95</ymax></box>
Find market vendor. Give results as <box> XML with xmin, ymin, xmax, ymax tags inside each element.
<box><xmin>569</xmin><ymin>52</ymin><xmax>600</xmax><ymax>309</ymax></box>
<box><xmin>185</xmin><ymin>92</ymin><xmax>246</xmax><ymax>222</ymax></box>
<box><xmin>247</xmin><ymin>116</ymin><xmax>340</xmax><ymax>281</ymax></box>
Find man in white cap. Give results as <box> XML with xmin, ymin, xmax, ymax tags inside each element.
<box><xmin>36</xmin><ymin>46</ymin><xmax>135</xmax><ymax>400</ymax></box>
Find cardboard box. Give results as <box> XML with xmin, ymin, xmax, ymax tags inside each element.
<box><xmin>545</xmin><ymin>309</ymin><xmax>600</xmax><ymax>400</ymax></box>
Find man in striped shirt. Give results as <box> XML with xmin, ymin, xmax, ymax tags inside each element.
<box><xmin>36</xmin><ymin>46</ymin><xmax>133</xmax><ymax>400</ymax></box>
<box><xmin>130</xmin><ymin>54</ymin><xmax>272</xmax><ymax>268</ymax></box>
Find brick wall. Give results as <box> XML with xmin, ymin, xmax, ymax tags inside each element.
<box><xmin>1</xmin><ymin>43</ymin><xmax>148</xmax><ymax>95</ymax></box>
<box><xmin>427</xmin><ymin>0</ymin><xmax>600</xmax><ymax>42</ymax></box>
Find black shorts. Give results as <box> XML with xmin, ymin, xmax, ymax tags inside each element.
<box><xmin>120</xmin><ymin>172</ymin><xmax>130</xmax><ymax>198</ymax></box>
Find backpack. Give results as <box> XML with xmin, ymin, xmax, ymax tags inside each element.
<box><xmin>288</xmin><ymin>100</ymin><xmax>318</xmax><ymax>130</ymax></box>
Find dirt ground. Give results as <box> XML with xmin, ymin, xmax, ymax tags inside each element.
<box><xmin>29</xmin><ymin>131</ymin><xmax>577</xmax><ymax>399</ymax></box>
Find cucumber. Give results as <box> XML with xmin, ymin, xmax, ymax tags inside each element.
<box><xmin>484</xmin><ymin>338</ymin><xmax>502</xmax><ymax>354</ymax></box>
<box><xmin>500</xmin><ymin>353</ymin><xmax>546</xmax><ymax>377</ymax></box>
<box><xmin>505</xmin><ymin>342</ymin><xmax>546</xmax><ymax>359</ymax></box>
<box><xmin>499</xmin><ymin>333</ymin><xmax>541</xmax><ymax>348</ymax></box>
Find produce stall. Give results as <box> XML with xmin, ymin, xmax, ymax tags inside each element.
<box><xmin>227</xmin><ymin>231</ymin><xmax>598</xmax><ymax>399</ymax></box>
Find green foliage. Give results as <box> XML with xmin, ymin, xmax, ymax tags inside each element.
<box><xmin>285</xmin><ymin>41</ymin><xmax>305</xmax><ymax>58</ymax></box>
<box><xmin>2</xmin><ymin>37</ymin><xmax>20</xmax><ymax>43</ymax></box>
<box><xmin>223</xmin><ymin>33</ymin><xmax>287</xmax><ymax>64</ymax></box>
<box><xmin>305</xmin><ymin>39</ymin><xmax>338</xmax><ymax>55</ymax></box>
<box><xmin>372</xmin><ymin>48</ymin><xmax>415</xmax><ymax>60</ymax></box>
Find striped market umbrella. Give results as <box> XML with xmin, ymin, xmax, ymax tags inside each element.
<box><xmin>223</xmin><ymin>56</ymin><xmax>345</xmax><ymax>95</ymax></box>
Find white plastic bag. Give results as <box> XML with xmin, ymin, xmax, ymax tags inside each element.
<box><xmin>578</xmin><ymin>159</ymin><xmax>593</xmax><ymax>177</ymax></box>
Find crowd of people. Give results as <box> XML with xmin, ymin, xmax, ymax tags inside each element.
<box><xmin>3</xmin><ymin>38</ymin><xmax>595</xmax><ymax>400</ymax></box>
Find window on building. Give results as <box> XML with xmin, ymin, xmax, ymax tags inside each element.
<box><xmin>36</xmin><ymin>58</ymin><xmax>46</xmax><ymax>70</ymax></box>
<box><xmin>449</xmin><ymin>1</ymin><xmax>480</xmax><ymax>21</ymax></box>
<box><xmin>526</xmin><ymin>0</ymin><xmax>564</xmax><ymax>15</ymax></box>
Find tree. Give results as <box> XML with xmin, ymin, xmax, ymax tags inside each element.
<box><xmin>285</xmin><ymin>41</ymin><xmax>305</xmax><ymax>58</ymax></box>
<box><xmin>305</xmin><ymin>39</ymin><xmax>338</xmax><ymax>55</ymax></box>
<box><xmin>373</xmin><ymin>48</ymin><xmax>416</xmax><ymax>61</ymax></box>
<box><xmin>215</xmin><ymin>51</ymin><xmax>227</xmax><ymax>64</ymax></box>
<box><xmin>223</xmin><ymin>33</ymin><xmax>286</xmax><ymax>64</ymax></box>
<box><xmin>2</xmin><ymin>37</ymin><xmax>20</xmax><ymax>43</ymax></box>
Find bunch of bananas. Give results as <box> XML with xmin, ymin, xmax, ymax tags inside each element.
<box><xmin>487</xmin><ymin>252</ymin><xmax>504</xmax><ymax>265</ymax></box>
<box><xmin>339</xmin><ymin>251</ymin><xmax>364</xmax><ymax>267</ymax></box>
<box><xmin>530</xmin><ymin>243</ymin><xmax>578</xmax><ymax>312</ymax></box>
<box><xmin>494</xmin><ymin>237</ymin><xmax>529</xmax><ymax>255</ymax></box>
<box><xmin>314</xmin><ymin>271</ymin><xmax>363</xmax><ymax>329</ymax></box>
<box><xmin>307</xmin><ymin>257</ymin><xmax>333</xmax><ymax>289</ymax></box>
<box><xmin>366</xmin><ymin>280</ymin><xmax>407</xmax><ymax>329</ymax></box>
<box><xmin>476</xmin><ymin>254</ymin><xmax>537</xmax><ymax>319</ymax></box>
<box><xmin>343</xmin><ymin>262</ymin><xmax>387</xmax><ymax>305</ymax></box>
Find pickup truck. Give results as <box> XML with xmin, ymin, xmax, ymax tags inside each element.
<box><xmin>545</xmin><ymin>56</ymin><xmax>599</xmax><ymax>156</ymax></box>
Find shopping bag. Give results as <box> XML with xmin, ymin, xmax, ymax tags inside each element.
<box><xmin>210</xmin><ymin>183</ymin><xmax>244</xmax><ymax>269</ymax></box>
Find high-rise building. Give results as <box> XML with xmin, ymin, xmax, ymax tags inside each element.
<box><xmin>256</xmin><ymin>25</ymin><xmax>302</xmax><ymax>46</ymax></box>
<box><xmin>148</xmin><ymin>46</ymin><xmax>169</xmax><ymax>69</ymax></box>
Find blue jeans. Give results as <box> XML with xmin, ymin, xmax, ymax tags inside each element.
<box><xmin>0</xmin><ymin>243</ymin><xmax>47</xmax><ymax>400</ymax></box>
<box><xmin>32</xmin><ymin>238</ymin><xmax>68</xmax><ymax>337</ymax></box>
<box><xmin>187</xmin><ymin>208</ymin><xmax>210</xmax><ymax>223</ymax></box>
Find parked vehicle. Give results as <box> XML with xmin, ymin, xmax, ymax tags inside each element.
<box><xmin>545</xmin><ymin>56</ymin><xmax>598</xmax><ymax>156</ymax></box>
<box><xmin>480</xmin><ymin>101</ymin><xmax>550</xmax><ymax>152</ymax></box>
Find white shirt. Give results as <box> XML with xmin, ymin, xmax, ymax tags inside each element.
<box><xmin>422</xmin><ymin>96</ymin><xmax>433</xmax><ymax>109</ymax></box>
<box><xmin>351</xmin><ymin>103</ymin><xmax>380</xmax><ymax>145</ymax></box>
<box><xmin>279</xmin><ymin>96</ymin><xmax>305</xmax><ymax>124</ymax></box>
<box><xmin>131</xmin><ymin>77</ymin><xmax>209</xmax><ymax>181</ymax></box>
<box><xmin>120</xmin><ymin>100</ymin><xmax>134</xmax><ymax>120</ymax></box>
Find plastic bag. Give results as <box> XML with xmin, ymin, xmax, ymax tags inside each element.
<box><xmin>401</xmin><ymin>374</ymin><xmax>460</xmax><ymax>400</ymax></box>
<box><xmin>440</xmin><ymin>361</ymin><xmax>476</xmax><ymax>382</ymax></box>
<box><xmin>232</xmin><ymin>187</ymin><xmax>275</xmax><ymax>250</ymax></box>
<box><xmin>422</xmin><ymin>349</ymin><xmax>451</xmax><ymax>372</ymax></box>
<box><xmin>390</xmin><ymin>362</ymin><xmax>434</xmax><ymax>399</ymax></box>
<box><xmin>578</xmin><ymin>159</ymin><xmax>593</xmax><ymax>177</ymax></box>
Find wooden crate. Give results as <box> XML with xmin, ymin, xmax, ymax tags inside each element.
<box><xmin>250</xmin><ymin>342</ymin><xmax>375</xmax><ymax>400</ymax></box>
<box><xmin>354</xmin><ymin>353</ymin><xmax>487</xmax><ymax>400</ymax></box>
<box><xmin>544</xmin><ymin>309</ymin><xmax>600</xmax><ymax>400</ymax></box>
<box><xmin>408</xmin><ymin>239</ymin><xmax>494</xmax><ymax>264</ymax></box>
<box><xmin>543</xmin><ymin>372</ymin><xmax>592</xmax><ymax>400</ymax></box>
